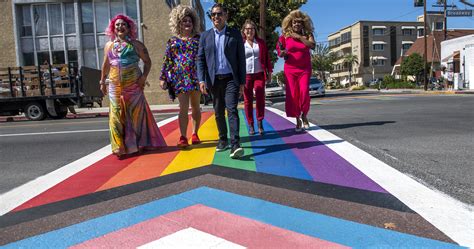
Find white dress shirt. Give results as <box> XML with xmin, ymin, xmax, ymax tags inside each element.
<box><xmin>244</xmin><ymin>40</ymin><xmax>263</xmax><ymax>74</ymax></box>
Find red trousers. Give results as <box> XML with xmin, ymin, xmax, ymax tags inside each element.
<box><xmin>284</xmin><ymin>68</ymin><xmax>311</xmax><ymax>118</ymax></box>
<box><xmin>244</xmin><ymin>72</ymin><xmax>265</xmax><ymax>125</ymax></box>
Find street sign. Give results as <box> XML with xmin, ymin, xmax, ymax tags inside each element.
<box><xmin>414</xmin><ymin>0</ymin><xmax>424</xmax><ymax>7</ymax></box>
<box><xmin>446</xmin><ymin>9</ymin><xmax>473</xmax><ymax>16</ymax></box>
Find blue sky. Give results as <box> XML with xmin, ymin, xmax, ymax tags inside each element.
<box><xmin>201</xmin><ymin>0</ymin><xmax>474</xmax><ymax>72</ymax></box>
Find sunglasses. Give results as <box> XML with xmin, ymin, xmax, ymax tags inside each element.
<box><xmin>211</xmin><ymin>12</ymin><xmax>224</xmax><ymax>17</ymax></box>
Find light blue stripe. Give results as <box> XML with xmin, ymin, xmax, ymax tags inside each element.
<box><xmin>4</xmin><ymin>187</ymin><xmax>464</xmax><ymax>249</ymax></box>
<box><xmin>181</xmin><ymin>187</ymin><xmax>464</xmax><ymax>249</ymax></box>
<box><xmin>3</xmin><ymin>196</ymin><xmax>195</xmax><ymax>249</ymax></box>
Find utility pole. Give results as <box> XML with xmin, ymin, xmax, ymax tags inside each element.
<box><xmin>444</xmin><ymin>0</ymin><xmax>447</xmax><ymax>40</ymax></box>
<box><xmin>259</xmin><ymin>0</ymin><xmax>266</xmax><ymax>41</ymax></box>
<box><xmin>423</xmin><ymin>0</ymin><xmax>428</xmax><ymax>90</ymax></box>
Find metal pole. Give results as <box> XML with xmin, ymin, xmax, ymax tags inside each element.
<box><xmin>444</xmin><ymin>0</ymin><xmax>447</xmax><ymax>40</ymax></box>
<box><xmin>260</xmin><ymin>0</ymin><xmax>266</xmax><ymax>41</ymax></box>
<box><xmin>423</xmin><ymin>0</ymin><xmax>428</xmax><ymax>90</ymax></box>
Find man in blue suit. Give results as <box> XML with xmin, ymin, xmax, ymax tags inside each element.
<box><xmin>197</xmin><ymin>3</ymin><xmax>246</xmax><ymax>159</ymax></box>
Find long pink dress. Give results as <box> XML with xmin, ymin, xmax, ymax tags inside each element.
<box><xmin>107</xmin><ymin>39</ymin><xmax>166</xmax><ymax>156</ymax></box>
<box><xmin>277</xmin><ymin>35</ymin><xmax>312</xmax><ymax>118</ymax></box>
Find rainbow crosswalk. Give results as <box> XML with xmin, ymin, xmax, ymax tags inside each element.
<box><xmin>0</xmin><ymin>107</ymin><xmax>470</xmax><ymax>248</ymax></box>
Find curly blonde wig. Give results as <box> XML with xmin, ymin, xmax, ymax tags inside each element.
<box><xmin>281</xmin><ymin>10</ymin><xmax>314</xmax><ymax>37</ymax></box>
<box><xmin>169</xmin><ymin>5</ymin><xmax>202</xmax><ymax>37</ymax></box>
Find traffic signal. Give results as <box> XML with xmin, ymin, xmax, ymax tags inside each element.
<box><xmin>414</xmin><ymin>0</ymin><xmax>424</xmax><ymax>7</ymax></box>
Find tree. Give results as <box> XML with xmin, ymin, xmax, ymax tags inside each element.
<box><xmin>343</xmin><ymin>53</ymin><xmax>359</xmax><ymax>85</ymax></box>
<box><xmin>312</xmin><ymin>44</ymin><xmax>339</xmax><ymax>83</ymax></box>
<box><xmin>210</xmin><ymin>0</ymin><xmax>307</xmax><ymax>65</ymax></box>
<box><xmin>272</xmin><ymin>71</ymin><xmax>285</xmax><ymax>85</ymax></box>
<box><xmin>400</xmin><ymin>53</ymin><xmax>425</xmax><ymax>84</ymax></box>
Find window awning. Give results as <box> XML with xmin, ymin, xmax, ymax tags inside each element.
<box><xmin>401</xmin><ymin>26</ymin><xmax>416</xmax><ymax>29</ymax></box>
<box><xmin>417</xmin><ymin>26</ymin><xmax>424</xmax><ymax>29</ymax></box>
<box><xmin>372</xmin><ymin>41</ymin><xmax>387</xmax><ymax>45</ymax></box>
<box><xmin>442</xmin><ymin>51</ymin><xmax>460</xmax><ymax>62</ymax></box>
<box><xmin>402</xmin><ymin>41</ymin><xmax>414</xmax><ymax>44</ymax></box>
<box><xmin>372</xmin><ymin>26</ymin><xmax>386</xmax><ymax>29</ymax></box>
<box><xmin>372</xmin><ymin>56</ymin><xmax>387</xmax><ymax>60</ymax></box>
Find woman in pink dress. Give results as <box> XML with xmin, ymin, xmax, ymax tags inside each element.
<box><xmin>277</xmin><ymin>10</ymin><xmax>315</xmax><ymax>132</ymax></box>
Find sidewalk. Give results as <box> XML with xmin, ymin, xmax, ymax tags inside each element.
<box><xmin>0</xmin><ymin>104</ymin><xmax>213</xmax><ymax>122</ymax></box>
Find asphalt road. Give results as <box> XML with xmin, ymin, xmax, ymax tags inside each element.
<box><xmin>272</xmin><ymin>92</ymin><xmax>474</xmax><ymax>205</ymax></box>
<box><xmin>1</xmin><ymin>92</ymin><xmax>472</xmax><ymax>206</ymax></box>
<box><xmin>0</xmin><ymin>113</ymin><xmax>175</xmax><ymax>194</ymax></box>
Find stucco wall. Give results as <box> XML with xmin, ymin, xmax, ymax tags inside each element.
<box><xmin>141</xmin><ymin>0</ymin><xmax>174</xmax><ymax>104</ymax></box>
<box><xmin>0</xmin><ymin>1</ymin><xmax>17</xmax><ymax>67</ymax></box>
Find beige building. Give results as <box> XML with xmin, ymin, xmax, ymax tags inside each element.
<box><xmin>0</xmin><ymin>0</ymin><xmax>205</xmax><ymax>104</ymax></box>
<box><xmin>328</xmin><ymin>14</ymin><xmax>444</xmax><ymax>85</ymax></box>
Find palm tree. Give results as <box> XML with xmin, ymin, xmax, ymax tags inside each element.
<box><xmin>343</xmin><ymin>54</ymin><xmax>359</xmax><ymax>85</ymax></box>
<box><xmin>311</xmin><ymin>44</ymin><xmax>339</xmax><ymax>83</ymax></box>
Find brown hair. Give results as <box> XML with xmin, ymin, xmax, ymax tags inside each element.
<box><xmin>240</xmin><ymin>19</ymin><xmax>259</xmax><ymax>40</ymax></box>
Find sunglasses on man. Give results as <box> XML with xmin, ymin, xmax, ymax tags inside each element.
<box><xmin>211</xmin><ymin>12</ymin><xmax>224</xmax><ymax>17</ymax></box>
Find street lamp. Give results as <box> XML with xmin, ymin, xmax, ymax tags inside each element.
<box><xmin>370</xmin><ymin>56</ymin><xmax>380</xmax><ymax>90</ymax></box>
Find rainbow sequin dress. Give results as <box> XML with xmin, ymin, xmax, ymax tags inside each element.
<box><xmin>107</xmin><ymin>39</ymin><xmax>165</xmax><ymax>156</ymax></box>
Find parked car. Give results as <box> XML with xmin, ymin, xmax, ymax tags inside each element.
<box><xmin>265</xmin><ymin>82</ymin><xmax>285</xmax><ymax>97</ymax></box>
<box><xmin>365</xmin><ymin>78</ymin><xmax>382</xmax><ymax>87</ymax></box>
<box><xmin>309</xmin><ymin>77</ymin><xmax>325</xmax><ymax>97</ymax></box>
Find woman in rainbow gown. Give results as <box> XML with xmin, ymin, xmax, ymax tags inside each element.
<box><xmin>100</xmin><ymin>14</ymin><xmax>165</xmax><ymax>158</ymax></box>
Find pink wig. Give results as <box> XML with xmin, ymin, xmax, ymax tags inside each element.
<box><xmin>105</xmin><ymin>14</ymin><xmax>138</xmax><ymax>41</ymax></box>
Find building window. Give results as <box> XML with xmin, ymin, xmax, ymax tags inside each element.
<box><xmin>48</xmin><ymin>4</ymin><xmax>63</xmax><ymax>35</ymax></box>
<box><xmin>64</xmin><ymin>4</ymin><xmax>76</xmax><ymax>34</ymax></box>
<box><xmin>33</xmin><ymin>5</ymin><xmax>48</xmax><ymax>36</ymax></box>
<box><xmin>16</xmin><ymin>1</ymin><xmax>139</xmax><ymax>68</ymax></box>
<box><xmin>81</xmin><ymin>2</ymin><xmax>94</xmax><ymax>34</ymax></box>
<box><xmin>373</xmin><ymin>44</ymin><xmax>385</xmax><ymax>51</ymax></box>
<box><xmin>435</xmin><ymin>22</ymin><xmax>444</xmax><ymax>31</ymax></box>
<box><xmin>402</xmin><ymin>43</ymin><xmax>412</xmax><ymax>51</ymax></box>
<box><xmin>372</xmin><ymin>28</ymin><xmax>385</xmax><ymax>36</ymax></box>
<box><xmin>402</xmin><ymin>29</ymin><xmax>413</xmax><ymax>35</ymax></box>
<box><xmin>19</xmin><ymin>6</ymin><xmax>32</xmax><ymax>37</ymax></box>
<box><xmin>341</xmin><ymin>32</ymin><xmax>351</xmax><ymax>44</ymax></box>
<box><xmin>372</xmin><ymin>59</ymin><xmax>386</xmax><ymax>66</ymax></box>
<box><xmin>418</xmin><ymin>28</ymin><xmax>424</xmax><ymax>37</ymax></box>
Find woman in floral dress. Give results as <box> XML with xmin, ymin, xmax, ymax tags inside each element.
<box><xmin>100</xmin><ymin>14</ymin><xmax>165</xmax><ymax>158</ymax></box>
<box><xmin>160</xmin><ymin>5</ymin><xmax>203</xmax><ymax>148</ymax></box>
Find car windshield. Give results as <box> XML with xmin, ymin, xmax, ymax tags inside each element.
<box><xmin>310</xmin><ymin>78</ymin><xmax>322</xmax><ymax>85</ymax></box>
<box><xmin>267</xmin><ymin>82</ymin><xmax>280</xmax><ymax>88</ymax></box>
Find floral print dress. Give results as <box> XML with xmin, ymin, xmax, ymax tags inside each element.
<box><xmin>160</xmin><ymin>35</ymin><xmax>200</xmax><ymax>99</ymax></box>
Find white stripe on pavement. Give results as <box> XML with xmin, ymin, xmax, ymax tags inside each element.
<box><xmin>0</xmin><ymin>115</ymin><xmax>178</xmax><ymax>216</ymax></box>
<box><xmin>267</xmin><ymin>107</ymin><xmax>474</xmax><ymax>248</ymax></box>
<box><xmin>0</xmin><ymin>129</ymin><xmax>109</xmax><ymax>137</ymax></box>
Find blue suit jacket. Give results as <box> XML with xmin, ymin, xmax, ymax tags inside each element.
<box><xmin>197</xmin><ymin>26</ymin><xmax>246</xmax><ymax>89</ymax></box>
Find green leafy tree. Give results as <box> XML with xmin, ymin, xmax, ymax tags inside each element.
<box><xmin>211</xmin><ymin>0</ymin><xmax>307</xmax><ymax>65</ymax></box>
<box><xmin>400</xmin><ymin>53</ymin><xmax>425</xmax><ymax>84</ymax></box>
<box><xmin>312</xmin><ymin>44</ymin><xmax>339</xmax><ymax>83</ymax></box>
<box><xmin>343</xmin><ymin>53</ymin><xmax>359</xmax><ymax>85</ymax></box>
<box><xmin>272</xmin><ymin>71</ymin><xmax>285</xmax><ymax>85</ymax></box>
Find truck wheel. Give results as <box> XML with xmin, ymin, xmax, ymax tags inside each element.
<box><xmin>24</xmin><ymin>102</ymin><xmax>46</xmax><ymax>121</ymax></box>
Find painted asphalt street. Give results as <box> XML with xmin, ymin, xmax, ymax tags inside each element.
<box><xmin>0</xmin><ymin>92</ymin><xmax>472</xmax><ymax>248</ymax></box>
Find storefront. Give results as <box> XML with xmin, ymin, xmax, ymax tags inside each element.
<box><xmin>1</xmin><ymin>0</ymin><xmax>205</xmax><ymax>104</ymax></box>
<box><xmin>441</xmin><ymin>35</ymin><xmax>474</xmax><ymax>90</ymax></box>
